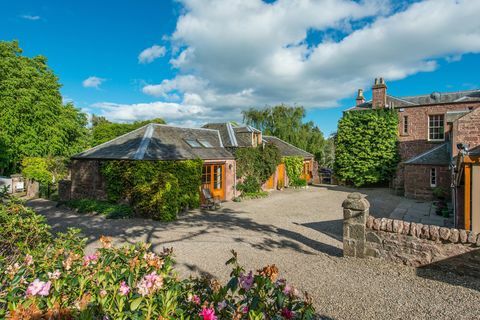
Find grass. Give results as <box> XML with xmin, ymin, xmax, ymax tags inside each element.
<box><xmin>66</xmin><ymin>199</ymin><xmax>133</xmax><ymax>219</ymax></box>
<box><xmin>234</xmin><ymin>191</ymin><xmax>269</xmax><ymax>202</ymax></box>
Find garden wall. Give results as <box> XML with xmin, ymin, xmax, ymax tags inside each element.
<box><xmin>342</xmin><ymin>193</ymin><xmax>480</xmax><ymax>276</ymax></box>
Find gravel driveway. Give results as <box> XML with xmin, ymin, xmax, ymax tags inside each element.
<box><xmin>28</xmin><ymin>186</ymin><xmax>480</xmax><ymax>319</ymax></box>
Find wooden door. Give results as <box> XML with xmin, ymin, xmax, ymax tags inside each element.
<box><xmin>265</xmin><ymin>174</ymin><xmax>275</xmax><ymax>190</ymax></box>
<box><xmin>277</xmin><ymin>163</ymin><xmax>285</xmax><ymax>188</ymax></box>
<box><xmin>472</xmin><ymin>165</ymin><xmax>480</xmax><ymax>233</ymax></box>
<box><xmin>302</xmin><ymin>160</ymin><xmax>311</xmax><ymax>181</ymax></box>
<box><xmin>202</xmin><ymin>164</ymin><xmax>225</xmax><ymax>201</ymax></box>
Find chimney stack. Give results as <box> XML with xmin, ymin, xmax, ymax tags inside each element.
<box><xmin>372</xmin><ymin>77</ymin><xmax>387</xmax><ymax>109</ymax></box>
<box><xmin>356</xmin><ymin>89</ymin><xmax>365</xmax><ymax>106</ymax></box>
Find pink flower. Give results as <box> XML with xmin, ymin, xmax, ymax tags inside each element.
<box><xmin>242</xmin><ymin>306</ymin><xmax>249</xmax><ymax>314</ymax></box>
<box><xmin>83</xmin><ymin>253</ymin><xmax>98</xmax><ymax>266</ymax></box>
<box><xmin>136</xmin><ymin>271</ymin><xmax>163</xmax><ymax>296</ymax></box>
<box><xmin>26</xmin><ymin>279</ymin><xmax>51</xmax><ymax>297</ymax></box>
<box><xmin>192</xmin><ymin>294</ymin><xmax>201</xmax><ymax>305</ymax></box>
<box><xmin>24</xmin><ymin>254</ymin><xmax>33</xmax><ymax>266</ymax></box>
<box><xmin>119</xmin><ymin>281</ymin><xmax>130</xmax><ymax>296</ymax></box>
<box><xmin>199</xmin><ymin>307</ymin><xmax>217</xmax><ymax>320</ymax></box>
<box><xmin>281</xmin><ymin>308</ymin><xmax>295</xmax><ymax>319</ymax></box>
<box><xmin>100</xmin><ymin>289</ymin><xmax>107</xmax><ymax>298</ymax></box>
<box><xmin>239</xmin><ymin>271</ymin><xmax>254</xmax><ymax>291</ymax></box>
<box><xmin>48</xmin><ymin>270</ymin><xmax>61</xmax><ymax>280</ymax></box>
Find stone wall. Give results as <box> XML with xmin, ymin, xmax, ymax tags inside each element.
<box><xmin>70</xmin><ymin>159</ymin><xmax>107</xmax><ymax>201</ymax></box>
<box><xmin>343</xmin><ymin>193</ymin><xmax>480</xmax><ymax>276</ymax></box>
<box><xmin>403</xmin><ymin>164</ymin><xmax>450</xmax><ymax>200</ymax></box>
<box><xmin>452</xmin><ymin>107</ymin><xmax>480</xmax><ymax>155</ymax></box>
<box><xmin>396</xmin><ymin>103</ymin><xmax>480</xmax><ymax>162</ymax></box>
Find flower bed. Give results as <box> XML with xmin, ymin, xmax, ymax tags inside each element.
<box><xmin>0</xmin><ymin>201</ymin><xmax>315</xmax><ymax>319</ymax></box>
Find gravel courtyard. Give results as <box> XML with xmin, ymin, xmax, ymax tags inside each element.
<box><xmin>29</xmin><ymin>186</ymin><xmax>480</xmax><ymax>319</ymax></box>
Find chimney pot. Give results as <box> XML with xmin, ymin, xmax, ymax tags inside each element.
<box><xmin>356</xmin><ymin>89</ymin><xmax>365</xmax><ymax>106</ymax></box>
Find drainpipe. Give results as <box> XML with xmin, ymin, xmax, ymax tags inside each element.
<box><xmin>233</xmin><ymin>161</ymin><xmax>237</xmax><ymax>198</ymax></box>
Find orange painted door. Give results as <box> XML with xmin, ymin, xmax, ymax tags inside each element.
<box><xmin>266</xmin><ymin>174</ymin><xmax>275</xmax><ymax>190</ymax></box>
<box><xmin>201</xmin><ymin>164</ymin><xmax>225</xmax><ymax>201</ymax></box>
<box><xmin>277</xmin><ymin>163</ymin><xmax>285</xmax><ymax>188</ymax></box>
<box><xmin>302</xmin><ymin>160</ymin><xmax>311</xmax><ymax>181</ymax></box>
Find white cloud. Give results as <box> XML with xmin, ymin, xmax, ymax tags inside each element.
<box><xmin>21</xmin><ymin>14</ymin><xmax>40</xmax><ymax>21</ymax></box>
<box><xmin>82</xmin><ymin>76</ymin><xmax>106</xmax><ymax>89</ymax></box>
<box><xmin>93</xmin><ymin>0</ymin><xmax>480</xmax><ymax>125</ymax></box>
<box><xmin>138</xmin><ymin>45</ymin><xmax>166</xmax><ymax>64</ymax></box>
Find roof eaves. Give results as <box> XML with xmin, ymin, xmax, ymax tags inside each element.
<box><xmin>264</xmin><ymin>135</ymin><xmax>313</xmax><ymax>157</ymax></box>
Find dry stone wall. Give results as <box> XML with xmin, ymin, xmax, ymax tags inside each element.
<box><xmin>343</xmin><ymin>193</ymin><xmax>480</xmax><ymax>276</ymax></box>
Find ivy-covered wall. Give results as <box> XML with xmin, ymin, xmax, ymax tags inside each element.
<box><xmin>334</xmin><ymin>109</ymin><xmax>399</xmax><ymax>187</ymax></box>
<box><xmin>283</xmin><ymin>156</ymin><xmax>307</xmax><ymax>187</ymax></box>
<box><xmin>101</xmin><ymin>160</ymin><xmax>203</xmax><ymax>221</ymax></box>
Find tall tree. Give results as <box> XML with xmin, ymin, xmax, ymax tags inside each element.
<box><xmin>242</xmin><ymin>105</ymin><xmax>325</xmax><ymax>161</ymax></box>
<box><xmin>90</xmin><ymin>116</ymin><xmax>166</xmax><ymax>146</ymax></box>
<box><xmin>0</xmin><ymin>41</ymin><xmax>89</xmax><ymax>174</ymax></box>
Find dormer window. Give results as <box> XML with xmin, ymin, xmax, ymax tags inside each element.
<box><xmin>198</xmin><ymin>139</ymin><xmax>213</xmax><ymax>148</ymax></box>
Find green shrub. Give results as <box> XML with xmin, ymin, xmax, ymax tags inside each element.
<box><xmin>0</xmin><ymin>202</ymin><xmax>316</xmax><ymax>319</ymax></box>
<box><xmin>334</xmin><ymin>109</ymin><xmax>399</xmax><ymax>186</ymax></box>
<box><xmin>237</xmin><ymin>175</ymin><xmax>262</xmax><ymax>194</ymax></box>
<box><xmin>290</xmin><ymin>178</ymin><xmax>307</xmax><ymax>188</ymax></box>
<box><xmin>235</xmin><ymin>144</ymin><xmax>282</xmax><ymax>184</ymax></box>
<box><xmin>101</xmin><ymin>160</ymin><xmax>203</xmax><ymax>221</ymax></box>
<box><xmin>66</xmin><ymin>199</ymin><xmax>133</xmax><ymax>219</ymax></box>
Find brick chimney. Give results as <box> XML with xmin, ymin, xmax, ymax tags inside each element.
<box><xmin>356</xmin><ymin>89</ymin><xmax>365</xmax><ymax>106</ymax></box>
<box><xmin>372</xmin><ymin>77</ymin><xmax>387</xmax><ymax>109</ymax></box>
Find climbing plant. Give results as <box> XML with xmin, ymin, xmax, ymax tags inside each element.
<box><xmin>101</xmin><ymin>160</ymin><xmax>203</xmax><ymax>221</ymax></box>
<box><xmin>334</xmin><ymin>109</ymin><xmax>399</xmax><ymax>187</ymax></box>
<box><xmin>283</xmin><ymin>156</ymin><xmax>305</xmax><ymax>187</ymax></box>
<box><xmin>235</xmin><ymin>144</ymin><xmax>282</xmax><ymax>193</ymax></box>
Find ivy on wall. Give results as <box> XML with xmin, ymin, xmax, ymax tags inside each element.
<box><xmin>235</xmin><ymin>144</ymin><xmax>282</xmax><ymax>193</ymax></box>
<box><xmin>283</xmin><ymin>156</ymin><xmax>306</xmax><ymax>187</ymax></box>
<box><xmin>101</xmin><ymin>160</ymin><xmax>203</xmax><ymax>221</ymax></box>
<box><xmin>334</xmin><ymin>109</ymin><xmax>399</xmax><ymax>187</ymax></box>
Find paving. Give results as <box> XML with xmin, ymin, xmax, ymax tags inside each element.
<box><xmin>387</xmin><ymin>198</ymin><xmax>454</xmax><ymax>227</ymax></box>
<box><xmin>28</xmin><ymin>186</ymin><xmax>480</xmax><ymax>320</ymax></box>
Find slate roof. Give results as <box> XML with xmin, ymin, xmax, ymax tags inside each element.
<box><xmin>347</xmin><ymin>89</ymin><xmax>480</xmax><ymax>111</ymax></box>
<box><xmin>404</xmin><ymin>143</ymin><xmax>450</xmax><ymax>166</ymax></box>
<box><xmin>263</xmin><ymin>136</ymin><xmax>313</xmax><ymax>158</ymax></box>
<box><xmin>72</xmin><ymin>124</ymin><xmax>234</xmax><ymax>161</ymax></box>
<box><xmin>201</xmin><ymin>122</ymin><xmax>238</xmax><ymax>147</ymax></box>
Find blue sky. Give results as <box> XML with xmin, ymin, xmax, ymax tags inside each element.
<box><xmin>2</xmin><ymin>0</ymin><xmax>480</xmax><ymax>136</ymax></box>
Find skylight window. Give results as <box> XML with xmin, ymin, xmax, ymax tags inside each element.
<box><xmin>185</xmin><ymin>139</ymin><xmax>202</xmax><ymax>148</ymax></box>
<box><xmin>198</xmin><ymin>139</ymin><xmax>213</xmax><ymax>148</ymax></box>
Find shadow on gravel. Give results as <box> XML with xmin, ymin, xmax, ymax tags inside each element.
<box><xmin>300</xmin><ymin>220</ymin><xmax>343</xmax><ymax>242</ymax></box>
<box><xmin>28</xmin><ymin>199</ymin><xmax>342</xmax><ymax>257</ymax></box>
<box><xmin>416</xmin><ymin>250</ymin><xmax>480</xmax><ymax>292</ymax></box>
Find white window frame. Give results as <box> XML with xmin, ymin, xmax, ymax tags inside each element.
<box><xmin>402</xmin><ymin>116</ymin><xmax>408</xmax><ymax>135</ymax></box>
<box><xmin>430</xmin><ymin>168</ymin><xmax>437</xmax><ymax>187</ymax></box>
<box><xmin>428</xmin><ymin>114</ymin><xmax>445</xmax><ymax>141</ymax></box>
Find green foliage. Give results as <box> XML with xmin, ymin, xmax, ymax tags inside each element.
<box><xmin>66</xmin><ymin>199</ymin><xmax>133</xmax><ymax>219</ymax></box>
<box><xmin>0</xmin><ymin>201</ymin><xmax>53</xmax><ymax>265</ymax></box>
<box><xmin>91</xmin><ymin>115</ymin><xmax>166</xmax><ymax>146</ymax></box>
<box><xmin>284</xmin><ymin>156</ymin><xmax>304</xmax><ymax>187</ymax></box>
<box><xmin>101</xmin><ymin>160</ymin><xmax>203</xmax><ymax>221</ymax></box>
<box><xmin>21</xmin><ymin>157</ymin><xmax>52</xmax><ymax>185</ymax></box>
<box><xmin>334</xmin><ymin>109</ymin><xmax>399</xmax><ymax>187</ymax></box>
<box><xmin>0</xmin><ymin>202</ymin><xmax>315</xmax><ymax>319</ymax></box>
<box><xmin>0</xmin><ymin>41</ymin><xmax>89</xmax><ymax>174</ymax></box>
<box><xmin>235</xmin><ymin>144</ymin><xmax>282</xmax><ymax>195</ymax></box>
<box><xmin>432</xmin><ymin>186</ymin><xmax>449</xmax><ymax>200</ymax></box>
<box><xmin>242</xmin><ymin>104</ymin><xmax>325</xmax><ymax>161</ymax></box>
<box><xmin>317</xmin><ymin>135</ymin><xmax>335</xmax><ymax>169</ymax></box>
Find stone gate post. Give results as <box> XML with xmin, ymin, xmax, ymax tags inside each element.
<box><xmin>342</xmin><ymin>192</ymin><xmax>370</xmax><ymax>258</ymax></box>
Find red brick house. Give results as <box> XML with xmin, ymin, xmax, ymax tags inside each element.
<box><xmin>348</xmin><ymin>78</ymin><xmax>480</xmax><ymax>204</ymax></box>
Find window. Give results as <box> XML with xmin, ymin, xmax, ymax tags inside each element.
<box><xmin>428</xmin><ymin>115</ymin><xmax>445</xmax><ymax>141</ymax></box>
<box><xmin>198</xmin><ymin>139</ymin><xmax>213</xmax><ymax>148</ymax></box>
<box><xmin>202</xmin><ymin>165</ymin><xmax>212</xmax><ymax>185</ymax></box>
<box><xmin>185</xmin><ymin>139</ymin><xmax>202</xmax><ymax>148</ymax></box>
<box><xmin>213</xmin><ymin>165</ymin><xmax>222</xmax><ymax>190</ymax></box>
<box><xmin>402</xmin><ymin>116</ymin><xmax>408</xmax><ymax>135</ymax></box>
<box><xmin>430</xmin><ymin>168</ymin><xmax>437</xmax><ymax>187</ymax></box>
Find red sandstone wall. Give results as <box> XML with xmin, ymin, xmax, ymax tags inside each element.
<box><xmin>397</xmin><ymin>103</ymin><xmax>480</xmax><ymax>161</ymax></box>
<box><xmin>404</xmin><ymin>165</ymin><xmax>450</xmax><ymax>200</ymax></box>
<box><xmin>452</xmin><ymin>107</ymin><xmax>480</xmax><ymax>155</ymax></box>
<box><xmin>70</xmin><ymin>160</ymin><xmax>107</xmax><ymax>200</ymax></box>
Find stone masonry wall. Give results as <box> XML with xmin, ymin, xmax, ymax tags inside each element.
<box><xmin>343</xmin><ymin>193</ymin><xmax>480</xmax><ymax>276</ymax></box>
<box><xmin>397</xmin><ymin>103</ymin><xmax>480</xmax><ymax>162</ymax></box>
<box><xmin>70</xmin><ymin>159</ymin><xmax>107</xmax><ymax>201</ymax></box>
<box><xmin>452</xmin><ymin>107</ymin><xmax>480</xmax><ymax>155</ymax></box>
<box><xmin>404</xmin><ymin>164</ymin><xmax>450</xmax><ymax>200</ymax></box>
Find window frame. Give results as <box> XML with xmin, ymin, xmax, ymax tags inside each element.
<box><xmin>402</xmin><ymin>115</ymin><xmax>408</xmax><ymax>135</ymax></box>
<box><xmin>430</xmin><ymin>167</ymin><xmax>437</xmax><ymax>188</ymax></box>
<box><xmin>428</xmin><ymin>114</ymin><xmax>445</xmax><ymax>141</ymax></box>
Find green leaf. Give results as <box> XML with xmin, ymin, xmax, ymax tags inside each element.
<box><xmin>130</xmin><ymin>297</ymin><xmax>143</xmax><ymax>311</ymax></box>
